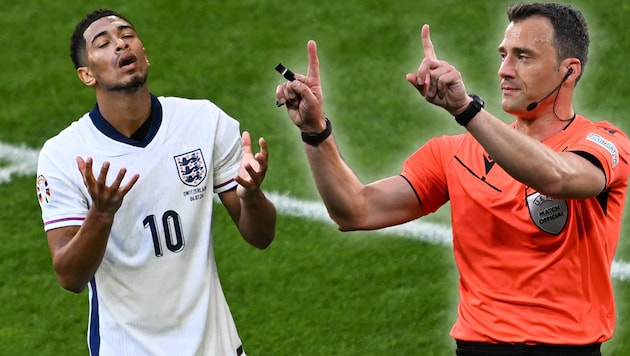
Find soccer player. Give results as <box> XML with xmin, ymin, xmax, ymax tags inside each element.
<box><xmin>276</xmin><ymin>2</ymin><xmax>629</xmax><ymax>355</ymax></box>
<box><xmin>36</xmin><ymin>9</ymin><xmax>276</xmax><ymax>356</ymax></box>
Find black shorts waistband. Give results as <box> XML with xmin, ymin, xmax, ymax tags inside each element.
<box><xmin>456</xmin><ymin>340</ymin><xmax>601</xmax><ymax>356</ymax></box>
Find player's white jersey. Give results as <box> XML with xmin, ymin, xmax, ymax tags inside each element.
<box><xmin>37</xmin><ymin>95</ymin><xmax>246</xmax><ymax>356</ymax></box>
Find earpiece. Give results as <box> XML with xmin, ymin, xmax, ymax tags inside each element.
<box><xmin>526</xmin><ymin>68</ymin><xmax>574</xmax><ymax>112</ymax></box>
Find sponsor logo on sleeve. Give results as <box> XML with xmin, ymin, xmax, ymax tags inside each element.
<box><xmin>587</xmin><ymin>132</ymin><xmax>619</xmax><ymax>167</ymax></box>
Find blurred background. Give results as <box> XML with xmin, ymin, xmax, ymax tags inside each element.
<box><xmin>0</xmin><ymin>0</ymin><xmax>628</xmax><ymax>354</ymax></box>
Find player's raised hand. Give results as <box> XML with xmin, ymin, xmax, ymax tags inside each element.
<box><xmin>406</xmin><ymin>24</ymin><xmax>469</xmax><ymax>115</ymax></box>
<box><xmin>76</xmin><ymin>156</ymin><xmax>139</xmax><ymax>216</ymax></box>
<box><xmin>275</xmin><ymin>40</ymin><xmax>327</xmax><ymax>133</ymax></box>
<box><xmin>235</xmin><ymin>131</ymin><xmax>269</xmax><ymax>198</ymax></box>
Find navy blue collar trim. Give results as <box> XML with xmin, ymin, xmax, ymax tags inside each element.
<box><xmin>89</xmin><ymin>94</ymin><xmax>162</xmax><ymax>147</ymax></box>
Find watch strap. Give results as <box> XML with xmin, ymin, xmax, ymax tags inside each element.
<box><xmin>301</xmin><ymin>118</ymin><xmax>332</xmax><ymax>146</ymax></box>
<box><xmin>454</xmin><ymin>94</ymin><xmax>483</xmax><ymax>126</ymax></box>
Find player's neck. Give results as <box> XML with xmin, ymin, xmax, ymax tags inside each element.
<box><xmin>95</xmin><ymin>87</ymin><xmax>152</xmax><ymax>138</ymax></box>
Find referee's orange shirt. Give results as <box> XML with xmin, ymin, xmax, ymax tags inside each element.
<box><xmin>401</xmin><ymin>115</ymin><xmax>630</xmax><ymax>344</ymax></box>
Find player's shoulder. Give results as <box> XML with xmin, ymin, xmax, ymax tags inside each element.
<box><xmin>41</xmin><ymin>114</ymin><xmax>91</xmax><ymax>152</ymax></box>
<box><xmin>157</xmin><ymin>95</ymin><xmax>220</xmax><ymax>113</ymax></box>
<box><xmin>156</xmin><ymin>96</ymin><xmax>238</xmax><ymax>131</ymax></box>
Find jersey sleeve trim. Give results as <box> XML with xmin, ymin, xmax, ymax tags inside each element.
<box><xmin>214</xmin><ymin>178</ymin><xmax>237</xmax><ymax>193</ymax></box>
<box><xmin>44</xmin><ymin>216</ymin><xmax>85</xmax><ymax>231</ymax></box>
<box><xmin>399</xmin><ymin>174</ymin><xmax>422</xmax><ymax>206</ymax></box>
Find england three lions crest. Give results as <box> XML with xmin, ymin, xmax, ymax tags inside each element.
<box><xmin>174</xmin><ymin>149</ymin><xmax>207</xmax><ymax>187</ymax></box>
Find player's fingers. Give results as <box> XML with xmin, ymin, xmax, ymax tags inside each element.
<box><xmin>421</xmin><ymin>24</ymin><xmax>438</xmax><ymax>61</ymax></box>
<box><xmin>245</xmin><ymin>164</ymin><xmax>261</xmax><ymax>181</ymax></box>
<box><xmin>255</xmin><ymin>153</ymin><xmax>267</xmax><ymax>172</ymax></box>
<box><xmin>120</xmin><ymin>173</ymin><xmax>140</xmax><ymax>195</ymax></box>
<box><xmin>76</xmin><ymin>156</ymin><xmax>92</xmax><ymax>186</ymax></box>
<box><xmin>241</xmin><ymin>131</ymin><xmax>253</xmax><ymax>155</ymax></box>
<box><xmin>110</xmin><ymin>168</ymin><xmax>127</xmax><ymax>191</ymax></box>
<box><xmin>76</xmin><ymin>156</ymin><xmax>86</xmax><ymax>169</ymax></box>
<box><xmin>235</xmin><ymin>174</ymin><xmax>256</xmax><ymax>191</ymax></box>
<box><xmin>234</xmin><ymin>175</ymin><xmax>247</xmax><ymax>188</ymax></box>
<box><xmin>76</xmin><ymin>156</ymin><xmax>87</xmax><ymax>175</ymax></box>
<box><xmin>97</xmin><ymin>161</ymin><xmax>111</xmax><ymax>186</ymax></box>
<box><xmin>257</xmin><ymin>137</ymin><xmax>269</xmax><ymax>162</ymax></box>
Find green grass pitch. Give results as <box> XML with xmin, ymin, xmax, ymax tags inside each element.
<box><xmin>1</xmin><ymin>0</ymin><xmax>629</xmax><ymax>354</ymax></box>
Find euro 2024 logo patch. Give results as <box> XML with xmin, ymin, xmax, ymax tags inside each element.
<box><xmin>36</xmin><ymin>175</ymin><xmax>51</xmax><ymax>204</ymax></box>
<box><xmin>174</xmin><ymin>149</ymin><xmax>207</xmax><ymax>187</ymax></box>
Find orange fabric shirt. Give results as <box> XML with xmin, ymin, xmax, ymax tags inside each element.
<box><xmin>401</xmin><ymin>115</ymin><xmax>630</xmax><ymax>344</ymax></box>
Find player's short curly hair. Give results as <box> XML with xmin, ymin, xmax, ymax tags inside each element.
<box><xmin>507</xmin><ymin>3</ymin><xmax>589</xmax><ymax>78</ymax></box>
<box><xmin>69</xmin><ymin>9</ymin><xmax>133</xmax><ymax>69</ymax></box>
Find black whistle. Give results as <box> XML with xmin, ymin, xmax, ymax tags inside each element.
<box><xmin>275</xmin><ymin>63</ymin><xmax>296</xmax><ymax>81</ymax></box>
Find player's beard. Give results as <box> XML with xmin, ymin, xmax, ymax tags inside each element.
<box><xmin>107</xmin><ymin>72</ymin><xmax>148</xmax><ymax>93</ymax></box>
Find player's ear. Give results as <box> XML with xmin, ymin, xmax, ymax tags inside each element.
<box><xmin>77</xmin><ymin>66</ymin><xmax>96</xmax><ymax>86</ymax></box>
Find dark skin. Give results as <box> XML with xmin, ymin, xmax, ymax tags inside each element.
<box><xmin>48</xmin><ymin>16</ymin><xmax>276</xmax><ymax>292</ymax></box>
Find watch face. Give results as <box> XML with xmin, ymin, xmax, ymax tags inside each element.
<box><xmin>472</xmin><ymin>94</ymin><xmax>484</xmax><ymax>107</ymax></box>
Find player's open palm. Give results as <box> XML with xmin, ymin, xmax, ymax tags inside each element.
<box><xmin>235</xmin><ymin>131</ymin><xmax>269</xmax><ymax>198</ymax></box>
<box><xmin>76</xmin><ymin>156</ymin><xmax>139</xmax><ymax>216</ymax></box>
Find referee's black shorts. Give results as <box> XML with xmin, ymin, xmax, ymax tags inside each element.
<box><xmin>455</xmin><ymin>340</ymin><xmax>601</xmax><ymax>356</ymax></box>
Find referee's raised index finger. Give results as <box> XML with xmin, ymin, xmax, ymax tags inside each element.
<box><xmin>307</xmin><ymin>40</ymin><xmax>320</xmax><ymax>80</ymax></box>
<box><xmin>421</xmin><ymin>24</ymin><xmax>437</xmax><ymax>60</ymax></box>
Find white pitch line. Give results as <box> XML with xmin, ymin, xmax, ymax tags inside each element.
<box><xmin>2</xmin><ymin>141</ymin><xmax>629</xmax><ymax>282</ymax></box>
<box><xmin>0</xmin><ymin>141</ymin><xmax>39</xmax><ymax>184</ymax></box>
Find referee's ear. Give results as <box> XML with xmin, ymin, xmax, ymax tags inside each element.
<box><xmin>77</xmin><ymin>66</ymin><xmax>96</xmax><ymax>87</ymax></box>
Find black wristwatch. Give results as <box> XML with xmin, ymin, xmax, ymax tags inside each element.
<box><xmin>301</xmin><ymin>117</ymin><xmax>332</xmax><ymax>146</ymax></box>
<box><xmin>454</xmin><ymin>94</ymin><xmax>484</xmax><ymax>126</ymax></box>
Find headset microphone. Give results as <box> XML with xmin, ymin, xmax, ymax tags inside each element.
<box><xmin>525</xmin><ymin>68</ymin><xmax>573</xmax><ymax>111</ymax></box>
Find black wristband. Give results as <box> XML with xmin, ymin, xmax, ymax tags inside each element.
<box><xmin>301</xmin><ymin>118</ymin><xmax>332</xmax><ymax>146</ymax></box>
<box><xmin>454</xmin><ymin>94</ymin><xmax>484</xmax><ymax>126</ymax></box>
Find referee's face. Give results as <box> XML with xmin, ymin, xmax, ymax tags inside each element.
<box><xmin>78</xmin><ymin>16</ymin><xmax>149</xmax><ymax>93</ymax></box>
<box><xmin>498</xmin><ymin>16</ymin><xmax>563</xmax><ymax>117</ymax></box>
